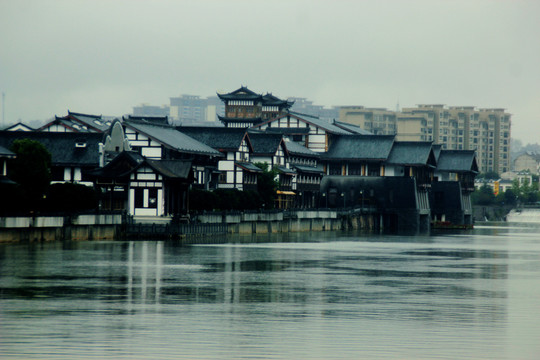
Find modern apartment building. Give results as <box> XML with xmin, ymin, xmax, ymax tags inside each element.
<box><xmin>340</xmin><ymin>105</ymin><xmax>511</xmax><ymax>174</ymax></box>
<box><xmin>338</xmin><ymin>106</ymin><xmax>397</xmax><ymax>135</ymax></box>
<box><xmin>169</xmin><ymin>95</ymin><xmax>224</xmax><ymax>124</ymax></box>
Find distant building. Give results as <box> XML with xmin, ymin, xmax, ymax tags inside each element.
<box><xmin>514</xmin><ymin>152</ymin><xmax>540</xmax><ymax>174</ymax></box>
<box><xmin>340</xmin><ymin>104</ymin><xmax>511</xmax><ymax>174</ymax></box>
<box><xmin>338</xmin><ymin>107</ymin><xmax>397</xmax><ymax>135</ymax></box>
<box><xmin>169</xmin><ymin>95</ymin><xmax>223</xmax><ymax>124</ymax></box>
<box><xmin>289</xmin><ymin>97</ymin><xmax>339</xmax><ymax>123</ymax></box>
<box><xmin>132</xmin><ymin>104</ymin><xmax>170</xmax><ymax>118</ymax></box>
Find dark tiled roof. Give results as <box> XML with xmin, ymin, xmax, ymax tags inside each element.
<box><xmin>386</xmin><ymin>142</ymin><xmax>436</xmax><ymax>167</ymax></box>
<box><xmin>432</xmin><ymin>144</ymin><xmax>442</xmax><ymax>161</ymax></box>
<box><xmin>262</xmin><ymin>93</ymin><xmax>293</xmax><ymax>107</ymax></box>
<box><xmin>283</xmin><ymin>140</ymin><xmax>319</xmax><ymax>158</ymax></box>
<box><xmin>324</xmin><ymin>135</ymin><xmax>395</xmax><ymax>161</ymax></box>
<box><xmin>333</xmin><ymin>121</ymin><xmax>372</xmax><ymax>135</ymax></box>
<box><xmin>276</xmin><ymin>166</ymin><xmax>296</xmax><ymax>175</ymax></box>
<box><xmin>123</xmin><ymin>115</ymin><xmax>169</xmax><ymax>125</ymax></box>
<box><xmin>235</xmin><ymin>162</ymin><xmax>262</xmax><ymax>172</ymax></box>
<box><xmin>293</xmin><ymin>164</ymin><xmax>324</xmax><ymax>174</ymax></box>
<box><xmin>68</xmin><ymin>111</ymin><xmax>113</xmax><ymax>131</ymax></box>
<box><xmin>124</xmin><ymin>121</ymin><xmax>221</xmax><ymax>157</ymax></box>
<box><xmin>248</xmin><ymin>133</ymin><xmax>284</xmax><ymax>155</ymax></box>
<box><xmin>0</xmin><ymin>131</ymin><xmax>103</xmax><ymax>166</ymax></box>
<box><xmin>0</xmin><ymin>144</ymin><xmax>15</xmax><ymax>158</ymax></box>
<box><xmin>437</xmin><ymin>150</ymin><xmax>479</xmax><ymax>173</ymax></box>
<box><xmin>2</xmin><ymin>122</ymin><xmax>35</xmax><ymax>131</ymax></box>
<box><xmin>146</xmin><ymin>159</ymin><xmax>192</xmax><ymax>179</ymax></box>
<box><xmin>86</xmin><ymin>151</ymin><xmax>144</xmax><ymax>179</ymax></box>
<box><xmin>264</xmin><ymin>127</ymin><xmax>311</xmax><ymax>135</ymax></box>
<box><xmin>217</xmin><ymin>115</ymin><xmax>263</xmax><ymax>124</ymax></box>
<box><xmin>217</xmin><ymin>86</ymin><xmax>262</xmax><ymax>101</ymax></box>
<box><xmin>257</xmin><ymin>113</ymin><xmax>351</xmax><ymax>135</ymax></box>
<box><xmin>178</xmin><ymin>126</ymin><xmax>250</xmax><ymax>152</ymax></box>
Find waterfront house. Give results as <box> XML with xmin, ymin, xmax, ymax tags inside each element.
<box><xmin>248</xmin><ymin>132</ymin><xmax>295</xmax><ymax>208</ymax></box>
<box><xmin>251</xmin><ymin>112</ymin><xmax>354</xmax><ymax>153</ymax></box>
<box><xmin>177</xmin><ymin>126</ymin><xmax>261</xmax><ymax>192</ymax></box>
<box><xmin>87</xmin><ymin>151</ymin><xmax>193</xmax><ymax>217</ymax></box>
<box><xmin>432</xmin><ymin>147</ymin><xmax>479</xmax><ymax>226</ymax></box>
<box><xmin>0</xmin><ymin>144</ymin><xmax>15</xmax><ymax>182</ymax></box>
<box><xmin>0</xmin><ymin>131</ymin><xmax>102</xmax><ymax>186</ymax></box>
<box><xmin>284</xmin><ymin>139</ymin><xmax>323</xmax><ymax>208</ymax></box>
<box><xmin>322</xmin><ymin>134</ymin><xmax>395</xmax><ymax>177</ymax></box>
<box><xmin>122</xmin><ymin>119</ymin><xmax>223</xmax><ymax>190</ymax></box>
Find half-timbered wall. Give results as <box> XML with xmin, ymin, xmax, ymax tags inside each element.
<box><xmin>42</xmin><ymin>124</ymin><xmax>75</xmax><ymax>132</ymax></box>
<box><xmin>128</xmin><ymin>166</ymin><xmax>164</xmax><ymax>216</ymax></box>
<box><xmin>258</xmin><ymin>116</ymin><xmax>329</xmax><ymax>152</ymax></box>
<box><xmin>124</xmin><ymin>128</ymin><xmax>163</xmax><ymax>159</ymax></box>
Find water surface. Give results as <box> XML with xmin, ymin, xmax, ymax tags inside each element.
<box><xmin>1</xmin><ymin>225</ymin><xmax>540</xmax><ymax>359</ymax></box>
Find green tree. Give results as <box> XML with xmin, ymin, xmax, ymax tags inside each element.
<box><xmin>478</xmin><ymin>171</ymin><xmax>500</xmax><ymax>181</ymax></box>
<box><xmin>255</xmin><ymin>162</ymin><xmax>279</xmax><ymax>210</ymax></box>
<box><xmin>44</xmin><ymin>183</ymin><xmax>99</xmax><ymax>212</ymax></box>
<box><xmin>472</xmin><ymin>183</ymin><xmax>496</xmax><ymax>205</ymax></box>
<box><xmin>9</xmin><ymin>139</ymin><xmax>52</xmax><ymax>209</ymax></box>
<box><xmin>511</xmin><ymin>177</ymin><xmax>540</xmax><ymax>205</ymax></box>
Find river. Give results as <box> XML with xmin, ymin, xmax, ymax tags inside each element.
<box><xmin>1</xmin><ymin>224</ymin><xmax>540</xmax><ymax>359</ymax></box>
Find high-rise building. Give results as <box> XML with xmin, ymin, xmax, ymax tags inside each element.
<box><xmin>133</xmin><ymin>104</ymin><xmax>170</xmax><ymax>118</ymax></box>
<box><xmin>168</xmin><ymin>95</ymin><xmax>224</xmax><ymax>124</ymax></box>
<box><xmin>338</xmin><ymin>106</ymin><xmax>397</xmax><ymax>135</ymax></box>
<box><xmin>340</xmin><ymin>104</ymin><xmax>511</xmax><ymax>174</ymax></box>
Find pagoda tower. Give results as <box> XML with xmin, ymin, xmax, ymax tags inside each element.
<box><xmin>217</xmin><ymin>86</ymin><xmax>293</xmax><ymax>128</ymax></box>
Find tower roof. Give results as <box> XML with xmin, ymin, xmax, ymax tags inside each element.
<box><xmin>217</xmin><ymin>86</ymin><xmax>262</xmax><ymax>101</ymax></box>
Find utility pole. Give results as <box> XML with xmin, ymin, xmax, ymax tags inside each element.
<box><xmin>1</xmin><ymin>92</ymin><xmax>4</xmax><ymax>127</ymax></box>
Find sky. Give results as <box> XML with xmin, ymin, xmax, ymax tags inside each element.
<box><xmin>1</xmin><ymin>0</ymin><xmax>539</xmax><ymax>143</ymax></box>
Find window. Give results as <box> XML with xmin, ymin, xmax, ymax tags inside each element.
<box><xmin>148</xmin><ymin>188</ymin><xmax>158</xmax><ymax>208</ymax></box>
<box><xmin>135</xmin><ymin>188</ymin><xmax>144</xmax><ymax>208</ymax></box>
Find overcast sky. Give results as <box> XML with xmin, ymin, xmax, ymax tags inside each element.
<box><xmin>1</xmin><ymin>0</ymin><xmax>539</xmax><ymax>143</ymax></box>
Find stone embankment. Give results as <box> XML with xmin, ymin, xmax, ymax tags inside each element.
<box><xmin>0</xmin><ymin>214</ymin><xmax>123</xmax><ymax>242</ymax></box>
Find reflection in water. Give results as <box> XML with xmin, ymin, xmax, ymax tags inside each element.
<box><xmin>1</xmin><ymin>227</ymin><xmax>540</xmax><ymax>359</ymax></box>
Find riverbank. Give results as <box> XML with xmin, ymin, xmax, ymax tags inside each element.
<box><xmin>0</xmin><ymin>213</ymin><xmax>123</xmax><ymax>242</ymax></box>
<box><xmin>1</xmin><ymin>209</ymin><xmax>386</xmax><ymax>242</ymax></box>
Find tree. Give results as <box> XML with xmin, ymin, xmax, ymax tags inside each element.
<box><xmin>478</xmin><ymin>171</ymin><xmax>500</xmax><ymax>180</ymax></box>
<box><xmin>511</xmin><ymin>177</ymin><xmax>540</xmax><ymax>205</ymax></box>
<box><xmin>9</xmin><ymin>139</ymin><xmax>51</xmax><ymax>209</ymax></box>
<box><xmin>471</xmin><ymin>183</ymin><xmax>496</xmax><ymax>205</ymax></box>
<box><xmin>255</xmin><ymin>162</ymin><xmax>279</xmax><ymax>210</ymax></box>
<box><xmin>44</xmin><ymin>183</ymin><xmax>99</xmax><ymax>212</ymax></box>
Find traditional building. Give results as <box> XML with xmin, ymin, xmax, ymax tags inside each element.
<box><xmin>0</xmin><ymin>145</ymin><xmax>15</xmax><ymax>182</ymax></box>
<box><xmin>284</xmin><ymin>139</ymin><xmax>323</xmax><ymax>208</ymax></box>
<box><xmin>87</xmin><ymin>151</ymin><xmax>193</xmax><ymax>217</ymax></box>
<box><xmin>3</xmin><ymin>122</ymin><xmax>35</xmax><ymax>132</ymax></box>
<box><xmin>217</xmin><ymin>86</ymin><xmax>293</xmax><ymax>128</ymax></box>
<box><xmin>39</xmin><ymin>111</ymin><xmax>114</xmax><ymax>133</ymax></box>
<box><xmin>177</xmin><ymin>126</ymin><xmax>260</xmax><ymax>192</ymax></box>
<box><xmin>248</xmin><ymin>132</ymin><xmax>295</xmax><ymax>208</ymax></box>
<box><xmin>431</xmin><ymin>147</ymin><xmax>478</xmax><ymax>226</ymax></box>
<box><xmin>0</xmin><ymin>131</ymin><xmax>102</xmax><ymax>186</ymax></box>
<box><xmin>252</xmin><ymin>113</ymin><xmax>353</xmax><ymax>153</ymax></box>
<box><xmin>122</xmin><ymin>119</ymin><xmax>223</xmax><ymax>190</ymax></box>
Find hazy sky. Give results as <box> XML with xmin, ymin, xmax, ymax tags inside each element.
<box><xmin>1</xmin><ymin>0</ymin><xmax>539</xmax><ymax>142</ymax></box>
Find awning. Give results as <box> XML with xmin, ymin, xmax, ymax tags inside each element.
<box><xmin>276</xmin><ymin>190</ymin><xmax>296</xmax><ymax>195</ymax></box>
